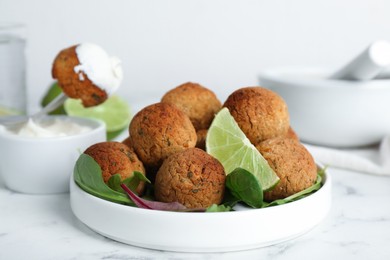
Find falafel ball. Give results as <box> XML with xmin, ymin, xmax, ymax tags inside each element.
<box><xmin>255</xmin><ymin>137</ymin><xmax>317</xmax><ymax>201</ymax></box>
<box><xmin>286</xmin><ymin>126</ymin><xmax>299</xmax><ymax>141</ymax></box>
<box><xmin>161</xmin><ymin>82</ymin><xmax>222</xmax><ymax>130</ymax></box>
<box><xmin>154</xmin><ymin>148</ymin><xmax>226</xmax><ymax>209</ymax></box>
<box><xmin>52</xmin><ymin>45</ymin><xmax>108</xmax><ymax>107</ymax></box>
<box><xmin>129</xmin><ymin>102</ymin><xmax>197</xmax><ymax>170</ymax></box>
<box><xmin>84</xmin><ymin>141</ymin><xmax>146</xmax><ymax>195</ymax></box>
<box><xmin>195</xmin><ymin>129</ymin><xmax>208</xmax><ymax>150</ymax></box>
<box><xmin>122</xmin><ymin>136</ymin><xmax>134</xmax><ymax>151</ymax></box>
<box><xmin>223</xmin><ymin>87</ymin><xmax>289</xmax><ymax>145</ymax></box>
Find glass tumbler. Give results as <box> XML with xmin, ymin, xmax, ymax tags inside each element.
<box><xmin>0</xmin><ymin>23</ymin><xmax>26</xmax><ymax>116</ymax></box>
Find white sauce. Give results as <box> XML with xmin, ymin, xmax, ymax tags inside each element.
<box><xmin>0</xmin><ymin>118</ymin><xmax>92</xmax><ymax>138</ymax></box>
<box><xmin>73</xmin><ymin>43</ymin><xmax>123</xmax><ymax>95</ymax></box>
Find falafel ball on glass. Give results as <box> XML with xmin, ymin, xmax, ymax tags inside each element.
<box><xmin>255</xmin><ymin>137</ymin><xmax>317</xmax><ymax>201</ymax></box>
<box><xmin>129</xmin><ymin>102</ymin><xmax>197</xmax><ymax>177</ymax></box>
<box><xmin>52</xmin><ymin>43</ymin><xmax>123</xmax><ymax>107</ymax></box>
<box><xmin>154</xmin><ymin>148</ymin><xmax>226</xmax><ymax>209</ymax></box>
<box><xmin>223</xmin><ymin>87</ymin><xmax>290</xmax><ymax>145</ymax></box>
<box><xmin>161</xmin><ymin>82</ymin><xmax>222</xmax><ymax>131</ymax></box>
<box><xmin>84</xmin><ymin>141</ymin><xmax>146</xmax><ymax>195</ymax></box>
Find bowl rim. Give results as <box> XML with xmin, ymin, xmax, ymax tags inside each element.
<box><xmin>259</xmin><ymin>67</ymin><xmax>390</xmax><ymax>90</ymax></box>
<box><xmin>0</xmin><ymin>115</ymin><xmax>106</xmax><ymax>141</ymax></box>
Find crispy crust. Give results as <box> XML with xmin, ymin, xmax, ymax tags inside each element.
<box><xmin>84</xmin><ymin>141</ymin><xmax>146</xmax><ymax>195</ymax></box>
<box><xmin>154</xmin><ymin>148</ymin><xmax>226</xmax><ymax>209</ymax></box>
<box><xmin>129</xmin><ymin>102</ymin><xmax>197</xmax><ymax>170</ymax></box>
<box><xmin>195</xmin><ymin>129</ymin><xmax>208</xmax><ymax>150</ymax></box>
<box><xmin>223</xmin><ymin>87</ymin><xmax>289</xmax><ymax>144</ymax></box>
<box><xmin>255</xmin><ymin>137</ymin><xmax>317</xmax><ymax>201</ymax></box>
<box><xmin>52</xmin><ymin>45</ymin><xmax>108</xmax><ymax>107</ymax></box>
<box><xmin>122</xmin><ymin>136</ymin><xmax>134</xmax><ymax>151</ymax></box>
<box><xmin>161</xmin><ymin>82</ymin><xmax>222</xmax><ymax>130</ymax></box>
<box><xmin>286</xmin><ymin>126</ymin><xmax>299</xmax><ymax>141</ymax></box>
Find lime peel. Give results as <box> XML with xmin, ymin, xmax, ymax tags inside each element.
<box><xmin>64</xmin><ymin>95</ymin><xmax>131</xmax><ymax>135</ymax></box>
<box><xmin>206</xmin><ymin>107</ymin><xmax>279</xmax><ymax>191</ymax></box>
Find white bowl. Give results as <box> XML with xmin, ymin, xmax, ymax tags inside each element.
<box><xmin>70</xmin><ymin>167</ymin><xmax>331</xmax><ymax>252</ymax></box>
<box><xmin>259</xmin><ymin>68</ymin><xmax>390</xmax><ymax>147</ymax></box>
<box><xmin>0</xmin><ymin>116</ymin><xmax>106</xmax><ymax>194</ymax></box>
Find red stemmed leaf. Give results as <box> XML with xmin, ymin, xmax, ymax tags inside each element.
<box><xmin>120</xmin><ymin>184</ymin><xmax>192</xmax><ymax>211</ymax></box>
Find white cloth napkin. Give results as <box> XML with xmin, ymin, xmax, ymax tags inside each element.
<box><xmin>304</xmin><ymin>136</ymin><xmax>390</xmax><ymax>176</ymax></box>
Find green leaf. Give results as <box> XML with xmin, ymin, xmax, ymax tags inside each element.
<box><xmin>221</xmin><ymin>188</ymin><xmax>240</xmax><ymax>208</ymax></box>
<box><xmin>206</xmin><ymin>204</ymin><xmax>232</xmax><ymax>212</ymax></box>
<box><xmin>107</xmin><ymin>171</ymin><xmax>151</xmax><ymax>195</ymax></box>
<box><xmin>225</xmin><ymin>167</ymin><xmax>263</xmax><ymax>208</ymax></box>
<box><xmin>264</xmin><ymin>174</ymin><xmax>323</xmax><ymax>207</ymax></box>
<box><xmin>107</xmin><ymin>174</ymin><xmax>123</xmax><ymax>193</ymax></box>
<box><xmin>73</xmin><ymin>154</ymin><xmax>135</xmax><ymax>205</ymax></box>
<box><xmin>123</xmin><ymin>171</ymin><xmax>150</xmax><ymax>192</ymax></box>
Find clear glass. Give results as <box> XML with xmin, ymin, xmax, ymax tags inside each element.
<box><xmin>0</xmin><ymin>22</ymin><xmax>27</xmax><ymax>116</ymax></box>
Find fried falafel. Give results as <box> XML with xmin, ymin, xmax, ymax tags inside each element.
<box><xmin>129</xmin><ymin>102</ymin><xmax>197</xmax><ymax>172</ymax></box>
<box><xmin>52</xmin><ymin>45</ymin><xmax>108</xmax><ymax>107</ymax></box>
<box><xmin>161</xmin><ymin>82</ymin><xmax>222</xmax><ymax>131</ymax></box>
<box><xmin>122</xmin><ymin>136</ymin><xmax>134</xmax><ymax>151</ymax></box>
<box><xmin>255</xmin><ymin>137</ymin><xmax>317</xmax><ymax>201</ymax></box>
<box><xmin>154</xmin><ymin>148</ymin><xmax>226</xmax><ymax>209</ymax></box>
<box><xmin>195</xmin><ymin>129</ymin><xmax>208</xmax><ymax>150</ymax></box>
<box><xmin>286</xmin><ymin>126</ymin><xmax>299</xmax><ymax>141</ymax></box>
<box><xmin>52</xmin><ymin>43</ymin><xmax>122</xmax><ymax>107</ymax></box>
<box><xmin>223</xmin><ymin>87</ymin><xmax>289</xmax><ymax>145</ymax></box>
<box><xmin>84</xmin><ymin>141</ymin><xmax>146</xmax><ymax>195</ymax></box>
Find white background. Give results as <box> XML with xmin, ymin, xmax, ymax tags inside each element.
<box><xmin>1</xmin><ymin>0</ymin><xmax>389</xmax><ymax>112</ymax></box>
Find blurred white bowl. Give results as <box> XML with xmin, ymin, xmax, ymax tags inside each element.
<box><xmin>259</xmin><ymin>68</ymin><xmax>390</xmax><ymax>147</ymax></box>
<box><xmin>0</xmin><ymin>116</ymin><xmax>106</xmax><ymax>194</ymax></box>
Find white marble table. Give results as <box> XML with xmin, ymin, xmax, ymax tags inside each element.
<box><xmin>1</xmin><ymin>166</ymin><xmax>389</xmax><ymax>260</ymax></box>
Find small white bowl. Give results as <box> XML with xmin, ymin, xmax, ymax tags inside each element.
<box><xmin>259</xmin><ymin>68</ymin><xmax>390</xmax><ymax>147</ymax></box>
<box><xmin>70</xmin><ymin>167</ymin><xmax>331</xmax><ymax>252</ymax></box>
<box><xmin>0</xmin><ymin>116</ymin><xmax>106</xmax><ymax>194</ymax></box>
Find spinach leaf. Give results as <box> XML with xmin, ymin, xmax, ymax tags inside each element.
<box><xmin>107</xmin><ymin>174</ymin><xmax>123</xmax><ymax>193</ymax></box>
<box><xmin>225</xmin><ymin>168</ymin><xmax>263</xmax><ymax>208</ymax></box>
<box><xmin>222</xmin><ymin>188</ymin><xmax>240</xmax><ymax>208</ymax></box>
<box><xmin>107</xmin><ymin>171</ymin><xmax>150</xmax><ymax>194</ymax></box>
<box><xmin>123</xmin><ymin>171</ymin><xmax>150</xmax><ymax>192</ymax></box>
<box><xmin>206</xmin><ymin>204</ymin><xmax>232</xmax><ymax>212</ymax></box>
<box><xmin>263</xmin><ymin>174</ymin><xmax>323</xmax><ymax>207</ymax></box>
<box><xmin>73</xmin><ymin>154</ymin><xmax>134</xmax><ymax>206</ymax></box>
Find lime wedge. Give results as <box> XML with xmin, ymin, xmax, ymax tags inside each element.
<box><xmin>64</xmin><ymin>95</ymin><xmax>131</xmax><ymax>139</ymax></box>
<box><xmin>206</xmin><ymin>107</ymin><xmax>279</xmax><ymax>191</ymax></box>
<box><xmin>41</xmin><ymin>82</ymin><xmax>66</xmax><ymax>115</ymax></box>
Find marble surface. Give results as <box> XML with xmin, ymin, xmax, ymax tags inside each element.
<box><xmin>1</xmin><ymin>166</ymin><xmax>390</xmax><ymax>260</ymax></box>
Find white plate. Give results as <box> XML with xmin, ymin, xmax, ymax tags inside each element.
<box><xmin>70</xmin><ymin>169</ymin><xmax>331</xmax><ymax>252</ymax></box>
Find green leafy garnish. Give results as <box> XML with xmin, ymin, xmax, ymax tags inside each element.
<box><xmin>263</xmin><ymin>173</ymin><xmax>323</xmax><ymax>207</ymax></box>
<box><xmin>225</xmin><ymin>168</ymin><xmax>263</xmax><ymax>208</ymax></box>
<box><xmin>107</xmin><ymin>171</ymin><xmax>150</xmax><ymax>194</ymax></box>
<box><xmin>74</xmin><ymin>153</ymin><xmax>325</xmax><ymax>212</ymax></box>
<box><xmin>74</xmin><ymin>154</ymin><xmax>135</xmax><ymax>205</ymax></box>
<box><xmin>206</xmin><ymin>204</ymin><xmax>232</xmax><ymax>212</ymax></box>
